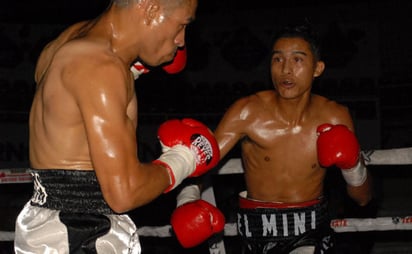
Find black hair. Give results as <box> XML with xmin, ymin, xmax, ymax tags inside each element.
<box><xmin>271</xmin><ymin>21</ymin><xmax>322</xmax><ymax>61</ymax></box>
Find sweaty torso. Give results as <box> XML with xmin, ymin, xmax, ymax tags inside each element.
<box><xmin>216</xmin><ymin>90</ymin><xmax>352</xmax><ymax>203</ymax></box>
<box><xmin>29</xmin><ymin>21</ymin><xmax>137</xmax><ymax>170</ymax></box>
<box><xmin>240</xmin><ymin>114</ymin><xmax>323</xmax><ymax>203</ymax></box>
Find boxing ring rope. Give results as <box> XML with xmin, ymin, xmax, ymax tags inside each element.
<box><xmin>1</xmin><ymin>147</ymin><xmax>412</xmax><ymax>247</ymax></box>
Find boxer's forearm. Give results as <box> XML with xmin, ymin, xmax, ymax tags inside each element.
<box><xmin>346</xmin><ymin>171</ymin><xmax>373</xmax><ymax>206</ymax></box>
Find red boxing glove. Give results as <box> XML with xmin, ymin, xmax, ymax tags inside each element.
<box><xmin>316</xmin><ymin>123</ymin><xmax>360</xmax><ymax>169</ymax></box>
<box><xmin>131</xmin><ymin>47</ymin><xmax>186</xmax><ymax>79</ymax></box>
<box><xmin>171</xmin><ymin>199</ymin><xmax>225</xmax><ymax>248</ymax></box>
<box><xmin>317</xmin><ymin>123</ymin><xmax>367</xmax><ymax>186</ymax></box>
<box><xmin>154</xmin><ymin>118</ymin><xmax>220</xmax><ymax>192</ymax></box>
<box><xmin>162</xmin><ymin>47</ymin><xmax>187</xmax><ymax>74</ymax></box>
<box><xmin>130</xmin><ymin>61</ymin><xmax>150</xmax><ymax>80</ymax></box>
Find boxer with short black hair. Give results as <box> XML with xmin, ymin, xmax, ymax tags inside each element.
<box><xmin>13</xmin><ymin>0</ymin><xmax>222</xmax><ymax>253</ymax></box>
<box><xmin>174</xmin><ymin>23</ymin><xmax>373</xmax><ymax>253</ymax></box>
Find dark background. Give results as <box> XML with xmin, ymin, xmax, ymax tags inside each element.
<box><xmin>1</xmin><ymin>0</ymin><xmax>412</xmax><ymax>253</ymax></box>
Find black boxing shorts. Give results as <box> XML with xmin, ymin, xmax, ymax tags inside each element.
<box><xmin>14</xmin><ymin>169</ymin><xmax>141</xmax><ymax>254</ymax></box>
<box><xmin>237</xmin><ymin>191</ymin><xmax>334</xmax><ymax>254</ymax></box>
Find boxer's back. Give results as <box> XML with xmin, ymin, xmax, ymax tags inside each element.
<box><xmin>30</xmin><ymin>22</ymin><xmax>105</xmax><ymax>170</ymax></box>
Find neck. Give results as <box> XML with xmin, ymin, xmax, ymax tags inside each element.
<box><xmin>97</xmin><ymin>6</ymin><xmax>140</xmax><ymax>65</ymax></box>
<box><xmin>276</xmin><ymin>93</ymin><xmax>312</xmax><ymax>126</ymax></box>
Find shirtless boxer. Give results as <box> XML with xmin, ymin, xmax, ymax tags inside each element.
<box><xmin>14</xmin><ymin>0</ymin><xmax>221</xmax><ymax>253</ymax></box>
<box><xmin>172</xmin><ymin>23</ymin><xmax>373</xmax><ymax>253</ymax></box>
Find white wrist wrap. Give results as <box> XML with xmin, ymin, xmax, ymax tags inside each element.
<box><xmin>341</xmin><ymin>161</ymin><xmax>367</xmax><ymax>187</ymax></box>
<box><xmin>156</xmin><ymin>144</ymin><xmax>196</xmax><ymax>192</ymax></box>
<box><xmin>176</xmin><ymin>184</ymin><xmax>201</xmax><ymax>207</ymax></box>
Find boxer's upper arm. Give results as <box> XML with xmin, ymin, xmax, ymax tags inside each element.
<box><xmin>215</xmin><ymin>97</ymin><xmax>251</xmax><ymax>158</ymax></box>
<box><xmin>327</xmin><ymin>101</ymin><xmax>355</xmax><ymax>131</ymax></box>
<box><xmin>65</xmin><ymin>54</ymin><xmax>169</xmax><ymax>212</ymax></box>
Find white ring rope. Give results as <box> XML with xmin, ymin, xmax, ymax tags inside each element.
<box><xmin>3</xmin><ymin>216</ymin><xmax>412</xmax><ymax>242</ymax></box>
<box><xmin>1</xmin><ymin>147</ymin><xmax>412</xmax><ymax>242</ymax></box>
<box><xmin>362</xmin><ymin>147</ymin><xmax>412</xmax><ymax>165</ymax></box>
<box><xmin>1</xmin><ymin>148</ymin><xmax>411</xmax><ymax>184</ymax></box>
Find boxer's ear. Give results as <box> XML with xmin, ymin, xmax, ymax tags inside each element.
<box><xmin>314</xmin><ymin>61</ymin><xmax>325</xmax><ymax>78</ymax></box>
<box><xmin>143</xmin><ymin>0</ymin><xmax>160</xmax><ymax>25</ymax></box>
